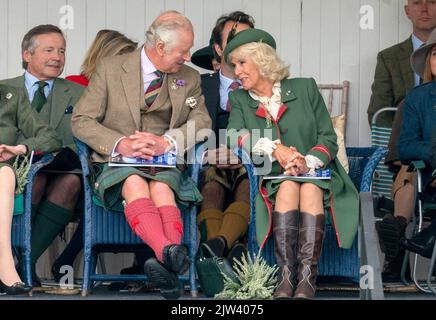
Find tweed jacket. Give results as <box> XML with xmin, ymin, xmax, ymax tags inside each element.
<box><xmin>0</xmin><ymin>75</ymin><xmax>84</xmax><ymax>152</ymax></box>
<box><xmin>227</xmin><ymin>78</ymin><xmax>359</xmax><ymax>249</ymax></box>
<box><xmin>71</xmin><ymin>48</ymin><xmax>212</xmax><ymax>162</ymax></box>
<box><xmin>367</xmin><ymin>37</ymin><xmax>414</xmax><ymax>127</ymax></box>
<box><xmin>0</xmin><ymin>84</ymin><xmax>61</xmax><ymax>156</ymax></box>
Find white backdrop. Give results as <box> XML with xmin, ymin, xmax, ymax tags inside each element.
<box><xmin>1</xmin><ymin>0</ymin><xmax>413</xmax><ymax>279</ymax></box>
<box><xmin>0</xmin><ymin>0</ymin><xmax>412</xmax><ymax>147</ymax></box>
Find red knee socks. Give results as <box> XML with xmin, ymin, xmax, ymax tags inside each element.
<box><xmin>158</xmin><ymin>205</ymin><xmax>184</xmax><ymax>245</ymax></box>
<box><xmin>124</xmin><ymin>198</ymin><xmax>170</xmax><ymax>262</ymax></box>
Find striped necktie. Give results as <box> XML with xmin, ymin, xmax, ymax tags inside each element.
<box><xmin>145</xmin><ymin>70</ymin><xmax>164</xmax><ymax>108</ymax></box>
<box><xmin>32</xmin><ymin>81</ymin><xmax>48</xmax><ymax>112</ymax></box>
<box><xmin>226</xmin><ymin>81</ymin><xmax>241</xmax><ymax>112</ymax></box>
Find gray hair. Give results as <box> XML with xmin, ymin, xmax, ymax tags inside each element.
<box><xmin>145</xmin><ymin>10</ymin><xmax>193</xmax><ymax>51</ymax></box>
<box><xmin>21</xmin><ymin>24</ymin><xmax>65</xmax><ymax>69</ymax></box>
<box><xmin>230</xmin><ymin>42</ymin><xmax>289</xmax><ymax>82</ymax></box>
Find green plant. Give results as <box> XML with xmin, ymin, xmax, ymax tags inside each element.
<box><xmin>215</xmin><ymin>250</ymin><xmax>278</xmax><ymax>300</ymax></box>
<box><xmin>12</xmin><ymin>153</ymin><xmax>32</xmax><ymax>195</ymax></box>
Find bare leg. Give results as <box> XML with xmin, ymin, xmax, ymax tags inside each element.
<box><xmin>299</xmin><ymin>183</ymin><xmax>324</xmax><ymax>215</ymax></box>
<box><xmin>275</xmin><ymin>180</ymin><xmax>300</xmax><ymax>212</ymax></box>
<box><xmin>0</xmin><ymin>167</ymin><xmax>22</xmax><ymax>285</ymax></box>
<box><xmin>393</xmin><ymin>182</ymin><xmax>414</xmax><ymax>222</ymax></box>
<box><xmin>149</xmin><ymin>181</ymin><xmax>177</xmax><ymax>207</ymax></box>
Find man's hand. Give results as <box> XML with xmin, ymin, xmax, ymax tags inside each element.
<box><xmin>0</xmin><ymin>144</ymin><xmax>27</xmax><ymax>162</ymax></box>
<box><xmin>129</xmin><ymin>131</ymin><xmax>170</xmax><ymax>157</ymax></box>
<box><xmin>115</xmin><ymin>136</ymin><xmax>155</xmax><ymax>160</ymax></box>
<box><xmin>204</xmin><ymin>145</ymin><xmax>242</xmax><ymax>169</ymax></box>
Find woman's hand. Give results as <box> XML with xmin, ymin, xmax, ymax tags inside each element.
<box><xmin>284</xmin><ymin>156</ymin><xmax>309</xmax><ymax>176</ymax></box>
<box><xmin>0</xmin><ymin>144</ymin><xmax>27</xmax><ymax>162</ymax></box>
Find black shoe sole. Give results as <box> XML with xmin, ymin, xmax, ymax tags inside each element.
<box><xmin>144</xmin><ymin>258</ymin><xmax>181</xmax><ymax>300</ymax></box>
<box><xmin>378</xmin><ymin>216</ymin><xmax>401</xmax><ymax>261</ymax></box>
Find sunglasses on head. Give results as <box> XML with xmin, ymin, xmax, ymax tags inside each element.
<box><xmin>226</xmin><ymin>17</ymin><xmax>242</xmax><ymax>45</ymax></box>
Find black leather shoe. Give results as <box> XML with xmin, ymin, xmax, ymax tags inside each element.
<box><xmin>226</xmin><ymin>242</ymin><xmax>247</xmax><ymax>268</ymax></box>
<box><xmin>377</xmin><ymin>214</ymin><xmax>407</xmax><ymax>262</ymax></box>
<box><xmin>382</xmin><ymin>250</ymin><xmax>411</xmax><ymax>283</ymax></box>
<box><xmin>402</xmin><ymin>226</ymin><xmax>436</xmax><ymax>259</ymax></box>
<box><xmin>162</xmin><ymin>244</ymin><xmax>189</xmax><ymax>275</ymax></box>
<box><xmin>0</xmin><ymin>280</ymin><xmax>32</xmax><ymax>295</ymax></box>
<box><xmin>144</xmin><ymin>258</ymin><xmax>181</xmax><ymax>300</ymax></box>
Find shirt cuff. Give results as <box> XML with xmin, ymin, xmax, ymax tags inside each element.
<box><xmin>164</xmin><ymin>134</ymin><xmax>177</xmax><ymax>154</ymax></box>
<box><xmin>252</xmin><ymin>138</ymin><xmax>281</xmax><ymax>162</ymax></box>
<box><xmin>305</xmin><ymin>154</ymin><xmax>324</xmax><ymax>171</ymax></box>
<box><xmin>111</xmin><ymin>136</ymin><xmax>126</xmax><ymax>156</ymax></box>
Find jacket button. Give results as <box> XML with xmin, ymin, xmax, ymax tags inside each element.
<box><xmin>281</xmin><ymin>128</ymin><xmax>288</xmax><ymax>134</ymax></box>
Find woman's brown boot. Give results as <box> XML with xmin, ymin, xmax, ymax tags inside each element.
<box><xmin>294</xmin><ymin>213</ymin><xmax>325</xmax><ymax>300</ymax></box>
<box><xmin>272</xmin><ymin>210</ymin><xmax>299</xmax><ymax>299</ymax></box>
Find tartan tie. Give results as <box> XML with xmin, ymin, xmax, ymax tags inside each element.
<box><xmin>145</xmin><ymin>70</ymin><xmax>164</xmax><ymax>107</ymax></box>
<box><xmin>32</xmin><ymin>81</ymin><xmax>48</xmax><ymax>113</ymax></box>
<box><xmin>226</xmin><ymin>81</ymin><xmax>241</xmax><ymax>112</ymax></box>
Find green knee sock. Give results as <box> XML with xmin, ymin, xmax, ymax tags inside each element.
<box><xmin>31</xmin><ymin>200</ymin><xmax>74</xmax><ymax>264</ymax></box>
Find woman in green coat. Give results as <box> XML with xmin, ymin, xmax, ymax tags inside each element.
<box><xmin>0</xmin><ymin>85</ymin><xmax>61</xmax><ymax>295</ymax></box>
<box><xmin>223</xmin><ymin>29</ymin><xmax>359</xmax><ymax>300</ymax></box>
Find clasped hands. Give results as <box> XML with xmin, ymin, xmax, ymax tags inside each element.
<box><xmin>273</xmin><ymin>144</ymin><xmax>309</xmax><ymax>176</ymax></box>
<box><xmin>115</xmin><ymin>131</ymin><xmax>170</xmax><ymax>160</ymax></box>
<box><xmin>0</xmin><ymin>144</ymin><xmax>27</xmax><ymax>162</ymax></box>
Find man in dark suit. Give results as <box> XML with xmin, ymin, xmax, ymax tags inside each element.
<box><xmin>0</xmin><ymin>24</ymin><xmax>84</xmax><ymax>286</ymax></box>
<box><xmin>195</xmin><ymin>11</ymin><xmax>255</xmax><ymax>261</ymax></box>
<box><xmin>368</xmin><ymin>0</ymin><xmax>436</xmax><ymax>282</ymax></box>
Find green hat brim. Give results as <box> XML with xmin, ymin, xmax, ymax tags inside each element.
<box><xmin>223</xmin><ymin>28</ymin><xmax>276</xmax><ymax>64</ymax></box>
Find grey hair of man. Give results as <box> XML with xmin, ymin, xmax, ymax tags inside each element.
<box><xmin>21</xmin><ymin>24</ymin><xmax>65</xmax><ymax>69</ymax></box>
<box><xmin>144</xmin><ymin>10</ymin><xmax>193</xmax><ymax>52</ymax></box>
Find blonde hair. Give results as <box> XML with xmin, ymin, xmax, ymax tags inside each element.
<box><xmin>81</xmin><ymin>30</ymin><xmax>138</xmax><ymax>79</ymax></box>
<box><xmin>423</xmin><ymin>45</ymin><xmax>436</xmax><ymax>83</ymax></box>
<box><xmin>229</xmin><ymin>42</ymin><xmax>289</xmax><ymax>82</ymax></box>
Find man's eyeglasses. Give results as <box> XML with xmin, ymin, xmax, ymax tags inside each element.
<box><xmin>226</xmin><ymin>17</ymin><xmax>242</xmax><ymax>45</ymax></box>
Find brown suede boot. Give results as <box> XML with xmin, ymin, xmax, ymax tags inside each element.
<box><xmin>272</xmin><ymin>210</ymin><xmax>299</xmax><ymax>299</ymax></box>
<box><xmin>294</xmin><ymin>213</ymin><xmax>325</xmax><ymax>300</ymax></box>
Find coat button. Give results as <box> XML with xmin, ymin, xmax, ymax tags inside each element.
<box><xmin>281</xmin><ymin>128</ymin><xmax>288</xmax><ymax>134</ymax></box>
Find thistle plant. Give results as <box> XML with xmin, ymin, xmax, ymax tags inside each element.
<box><xmin>215</xmin><ymin>250</ymin><xmax>278</xmax><ymax>300</ymax></box>
<box><xmin>12</xmin><ymin>153</ymin><xmax>32</xmax><ymax>195</ymax></box>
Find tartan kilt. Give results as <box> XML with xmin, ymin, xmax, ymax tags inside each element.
<box><xmin>201</xmin><ymin>165</ymin><xmax>247</xmax><ymax>191</ymax></box>
<box><xmin>91</xmin><ymin>163</ymin><xmax>203</xmax><ymax>212</ymax></box>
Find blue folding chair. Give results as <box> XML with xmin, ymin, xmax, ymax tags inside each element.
<box><xmin>75</xmin><ymin>139</ymin><xmax>198</xmax><ymax>297</ymax></box>
<box><xmin>12</xmin><ymin>153</ymin><xmax>54</xmax><ymax>292</ymax></box>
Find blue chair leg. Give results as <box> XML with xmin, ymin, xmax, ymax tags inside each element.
<box><xmin>189</xmin><ymin>205</ymin><xmax>198</xmax><ymax>297</ymax></box>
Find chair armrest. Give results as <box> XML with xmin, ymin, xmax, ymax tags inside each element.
<box><xmin>407</xmin><ymin>160</ymin><xmax>426</xmax><ymax>172</ymax></box>
<box><xmin>360</xmin><ymin>147</ymin><xmax>387</xmax><ymax>192</ymax></box>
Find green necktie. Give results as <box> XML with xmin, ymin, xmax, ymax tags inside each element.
<box><xmin>32</xmin><ymin>81</ymin><xmax>48</xmax><ymax>113</ymax></box>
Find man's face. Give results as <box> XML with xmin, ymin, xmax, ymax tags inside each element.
<box><xmin>159</xmin><ymin>29</ymin><xmax>194</xmax><ymax>74</ymax></box>
<box><xmin>214</xmin><ymin>21</ymin><xmax>251</xmax><ymax>59</ymax></box>
<box><xmin>405</xmin><ymin>0</ymin><xmax>436</xmax><ymax>33</ymax></box>
<box><xmin>23</xmin><ymin>33</ymin><xmax>66</xmax><ymax>80</ymax></box>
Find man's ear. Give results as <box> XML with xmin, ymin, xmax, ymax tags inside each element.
<box><xmin>156</xmin><ymin>40</ymin><xmax>166</xmax><ymax>56</ymax></box>
<box><xmin>23</xmin><ymin>50</ymin><xmax>32</xmax><ymax>64</ymax></box>
<box><xmin>214</xmin><ymin>43</ymin><xmax>223</xmax><ymax>58</ymax></box>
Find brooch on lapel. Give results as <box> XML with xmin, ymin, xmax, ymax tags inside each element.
<box><xmin>170</xmin><ymin>79</ymin><xmax>185</xmax><ymax>90</ymax></box>
<box><xmin>185</xmin><ymin>96</ymin><xmax>198</xmax><ymax>109</ymax></box>
<box><xmin>64</xmin><ymin>105</ymin><xmax>73</xmax><ymax>114</ymax></box>
<box><xmin>6</xmin><ymin>92</ymin><xmax>13</xmax><ymax>100</ymax></box>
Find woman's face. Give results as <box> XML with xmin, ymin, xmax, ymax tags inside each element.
<box><xmin>431</xmin><ymin>47</ymin><xmax>436</xmax><ymax>77</ymax></box>
<box><xmin>231</xmin><ymin>55</ymin><xmax>263</xmax><ymax>91</ymax></box>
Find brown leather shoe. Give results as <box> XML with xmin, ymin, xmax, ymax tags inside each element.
<box><xmin>294</xmin><ymin>213</ymin><xmax>325</xmax><ymax>300</ymax></box>
<box><xmin>272</xmin><ymin>210</ymin><xmax>299</xmax><ymax>299</ymax></box>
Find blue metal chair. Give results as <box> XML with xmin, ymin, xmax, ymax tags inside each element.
<box><xmin>12</xmin><ymin>153</ymin><xmax>54</xmax><ymax>291</ymax></box>
<box><xmin>75</xmin><ymin>139</ymin><xmax>198</xmax><ymax>297</ymax></box>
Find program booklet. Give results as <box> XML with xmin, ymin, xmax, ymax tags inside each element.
<box><xmin>109</xmin><ymin>152</ymin><xmax>177</xmax><ymax>168</ymax></box>
<box><xmin>263</xmin><ymin>169</ymin><xmax>331</xmax><ymax>180</ymax></box>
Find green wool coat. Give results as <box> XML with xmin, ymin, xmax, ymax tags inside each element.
<box><xmin>0</xmin><ymin>75</ymin><xmax>84</xmax><ymax>152</ymax></box>
<box><xmin>0</xmin><ymin>84</ymin><xmax>62</xmax><ymax>166</ymax></box>
<box><xmin>226</xmin><ymin>77</ymin><xmax>359</xmax><ymax>249</ymax></box>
